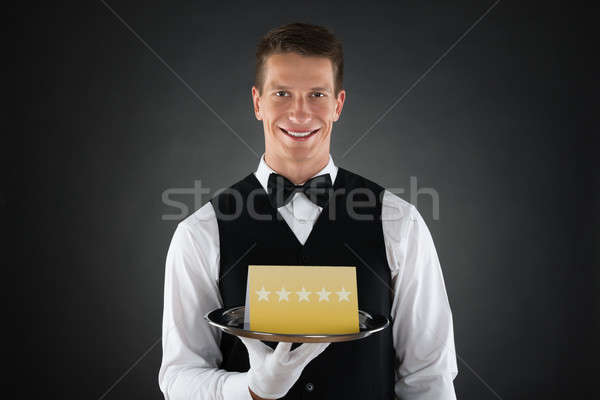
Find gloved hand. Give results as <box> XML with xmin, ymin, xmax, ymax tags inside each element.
<box><xmin>239</xmin><ymin>337</ymin><xmax>330</xmax><ymax>399</ymax></box>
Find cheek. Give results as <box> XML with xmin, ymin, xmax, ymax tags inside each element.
<box><xmin>319</xmin><ymin>102</ymin><xmax>338</xmax><ymax>120</ymax></box>
<box><xmin>264</xmin><ymin>104</ymin><xmax>286</xmax><ymax>123</ymax></box>
<box><xmin>316</xmin><ymin>108</ymin><xmax>335</xmax><ymax>125</ymax></box>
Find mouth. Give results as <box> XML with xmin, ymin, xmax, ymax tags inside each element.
<box><xmin>279</xmin><ymin>127</ymin><xmax>320</xmax><ymax>141</ymax></box>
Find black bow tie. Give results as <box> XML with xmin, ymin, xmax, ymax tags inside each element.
<box><xmin>267</xmin><ymin>172</ymin><xmax>333</xmax><ymax>209</ymax></box>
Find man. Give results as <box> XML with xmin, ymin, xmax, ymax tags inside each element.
<box><xmin>159</xmin><ymin>22</ymin><xmax>457</xmax><ymax>400</ymax></box>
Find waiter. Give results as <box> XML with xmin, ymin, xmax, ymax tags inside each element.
<box><xmin>158</xmin><ymin>22</ymin><xmax>458</xmax><ymax>400</ymax></box>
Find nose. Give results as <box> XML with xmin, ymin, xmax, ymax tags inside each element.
<box><xmin>288</xmin><ymin>95</ymin><xmax>311</xmax><ymax>125</ymax></box>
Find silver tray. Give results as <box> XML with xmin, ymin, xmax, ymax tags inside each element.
<box><xmin>204</xmin><ymin>306</ymin><xmax>389</xmax><ymax>343</ymax></box>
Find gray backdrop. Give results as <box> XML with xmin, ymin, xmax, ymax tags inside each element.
<box><xmin>15</xmin><ymin>0</ymin><xmax>597</xmax><ymax>399</ymax></box>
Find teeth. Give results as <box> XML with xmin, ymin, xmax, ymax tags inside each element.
<box><xmin>289</xmin><ymin>131</ymin><xmax>312</xmax><ymax>137</ymax></box>
<box><xmin>282</xmin><ymin>128</ymin><xmax>317</xmax><ymax>137</ymax></box>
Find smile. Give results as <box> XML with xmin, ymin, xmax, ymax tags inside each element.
<box><xmin>279</xmin><ymin>127</ymin><xmax>320</xmax><ymax>140</ymax></box>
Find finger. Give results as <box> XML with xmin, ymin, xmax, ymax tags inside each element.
<box><xmin>273</xmin><ymin>341</ymin><xmax>293</xmax><ymax>359</ymax></box>
<box><xmin>289</xmin><ymin>342</ymin><xmax>330</xmax><ymax>365</ymax></box>
<box><xmin>290</xmin><ymin>342</ymin><xmax>330</xmax><ymax>357</ymax></box>
<box><xmin>239</xmin><ymin>337</ymin><xmax>269</xmax><ymax>355</ymax></box>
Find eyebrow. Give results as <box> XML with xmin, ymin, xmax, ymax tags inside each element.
<box><xmin>269</xmin><ymin>85</ymin><xmax>331</xmax><ymax>93</ymax></box>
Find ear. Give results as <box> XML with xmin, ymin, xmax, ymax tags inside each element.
<box><xmin>333</xmin><ymin>89</ymin><xmax>346</xmax><ymax>122</ymax></box>
<box><xmin>252</xmin><ymin>86</ymin><xmax>262</xmax><ymax>120</ymax></box>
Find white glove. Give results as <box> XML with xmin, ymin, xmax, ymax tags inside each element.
<box><xmin>239</xmin><ymin>337</ymin><xmax>330</xmax><ymax>399</ymax></box>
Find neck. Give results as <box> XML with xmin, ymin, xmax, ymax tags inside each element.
<box><xmin>264</xmin><ymin>151</ymin><xmax>329</xmax><ymax>185</ymax></box>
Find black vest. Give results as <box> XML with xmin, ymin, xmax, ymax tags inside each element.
<box><xmin>210</xmin><ymin>167</ymin><xmax>395</xmax><ymax>400</ymax></box>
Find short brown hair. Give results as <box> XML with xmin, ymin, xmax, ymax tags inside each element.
<box><xmin>255</xmin><ymin>22</ymin><xmax>344</xmax><ymax>96</ymax></box>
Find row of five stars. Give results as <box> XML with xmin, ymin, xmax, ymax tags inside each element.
<box><xmin>255</xmin><ymin>286</ymin><xmax>352</xmax><ymax>302</ymax></box>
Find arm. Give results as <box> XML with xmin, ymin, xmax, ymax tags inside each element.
<box><xmin>158</xmin><ymin>202</ymin><xmax>252</xmax><ymax>400</ymax></box>
<box><xmin>382</xmin><ymin>191</ymin><xmax>458</xmax><ymax>400</ymax></box>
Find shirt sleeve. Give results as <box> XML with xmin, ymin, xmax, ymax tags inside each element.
<box><xmin>381</xmin><ymin>190</ymin><xmax>458</xmax><ymax>400</ymax></box>
<box><xmin>158</xmin><ymin>202</ymin><xmax>252</xmax><ymax>400</ymax></box>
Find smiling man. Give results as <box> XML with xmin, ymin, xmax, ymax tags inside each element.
<box><xmin>255</xmin><ymin>51</ymin><xmax>343</xmax><ymax>184</ymax></box>
<box><xmin>159</xmin><ymin>23</ymin><xmax>458</xmax><ymax>400</ymax></box>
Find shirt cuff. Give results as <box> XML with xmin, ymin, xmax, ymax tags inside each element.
<box><xmin>222</xmin><ymin>372</ymin><xmax>252</xmax><ymax>400</ymax></box>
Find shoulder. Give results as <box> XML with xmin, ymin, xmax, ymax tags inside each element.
<box><xmin>336</xmin><ymin>168</ymin><xmax>421</xmax><ymax>224</ymax></box>
<box><xmin>381</xmin><ymin>190</ymin><xmax>429</xmax><ymax>244</ymax></box>
<box><xmin>169</xmin><ymin>201</ymin><xmax>219</xmax><ymax>255</ymax></box>
<box><xmin>381</xmin><ymin>190</ymin><xmax>418</xmax><ymax>222</ymax></box>
<box><xmin>210</xmin><ymin>173</ymin><xmax>257</xmax><ymax>213</ymax></box>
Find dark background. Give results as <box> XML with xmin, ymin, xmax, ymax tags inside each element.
<box><xmin>14</xmin><ymin>0</ymin><xmax>597</xmax><ymax>399</ymax></box>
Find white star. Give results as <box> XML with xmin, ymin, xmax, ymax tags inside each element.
<box><xmin>316</xmin><ymin>287</ymin><xmax>331</xmax><ymax>302</ymax></box>
<box><xmin>256</xmin><ymin>286</ymin><xmax>270</xmax><ymax>302</ymax></box>
<box><xmin>296</xmin><ymin>287</ymin><xmax>311</xmax><ymax>302</ymax></box>
<box><xmin>336</xmin><ymin>287</ymin><xmax>351</xmax><ymax>302</ymax></box>
<box><xmin>276</xmin><ymin>286</ymin><xmax>291</xmax><ymax>302</ymax></box>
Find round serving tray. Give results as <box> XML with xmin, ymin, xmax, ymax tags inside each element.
<box><xmin>204</xmin><ymin>306</ymin><xmax>389</xmax><ymax>343</ymax></box>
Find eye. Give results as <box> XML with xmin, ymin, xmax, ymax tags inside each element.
<box><xmin>275</xmin><ymin>91</ymin><xmax>289</xmax><ymax>97</ymax></box>
<box><xmin>312</xmin><ymin>92</ymin><xmax>325</xmax><ymax>98</ymax></box>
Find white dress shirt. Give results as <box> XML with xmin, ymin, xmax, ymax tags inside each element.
<box><xmin>159</xmin><ymin>154</ymin><xmax>458</xmax><ymax>400</ymax></box>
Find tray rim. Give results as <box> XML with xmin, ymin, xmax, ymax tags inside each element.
<box><xmin>204</xmin><ymin>305</ymin><xmax>389</xmax><ymax>343</ymax></box>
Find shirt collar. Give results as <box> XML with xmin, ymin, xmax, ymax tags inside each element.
<box><xmin>254</xmin><ymin>153</ymin><xmax>338</xmax><ymax>192</ymax></box>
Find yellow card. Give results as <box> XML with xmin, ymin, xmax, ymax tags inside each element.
<box><xmin>246</xmin><ymin>265</ymin><xmax>359</xmax><ymax>334</ymax></box>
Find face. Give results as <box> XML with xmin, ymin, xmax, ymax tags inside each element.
<box><xmin>252</xmin><ymin>52</ymin><xmax>346</xmax><ymax>162</ymax></box>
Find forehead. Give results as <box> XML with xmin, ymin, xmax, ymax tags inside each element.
<box><xmin>263</xmin><ymin>53</ymin><xmax>335</xmax><ymax>90</ymax></box>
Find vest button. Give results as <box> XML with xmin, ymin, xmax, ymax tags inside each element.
<box><xmin>305</xmin><ymin>382</ymin><xmax>314</xmax><ymax>392</ymax></box>
<box><xmin>297</xmin><ymin>251</ymin><xmax>308</xmax><ymax>264</ymax></box>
